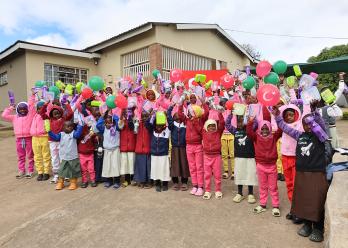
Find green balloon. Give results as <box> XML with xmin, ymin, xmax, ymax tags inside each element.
<box><xmin>272</xmin><ymin>60</ymin><xmax>287</xmax><ymax>74</ymax></box>
<box><xmin>242</xmin><ymin>76</ymin><xmax>256</xmax><ymax>90</ymax></box>
<box><xmin>264</xmin><ymin>72</ymin><xmax>280</xmax><ymax>85</ymax></box>
<box><xmin>35</xmin><ymin>80</ymin><xmax>46</xmax><ymax>88</ymax></box>
<box><xmin>49</xmin><ymin>86</ymin><xmax>60</xmax><ymax>99</ymax></box>
<box><xmin>88</xmin><ymin>76</ymin><xmax>104</xmax><ymax>91</ymax></box>
<box><xmin>106</xmin><ymin>95</ymin><xmax>116</xmax><ymax>109</ymax></box>
<box><xmin>152</xmin><ymin>69</ymin><xmax>160</xmax><ymax>78</ymax></box>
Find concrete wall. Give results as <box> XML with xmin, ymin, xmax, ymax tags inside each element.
<box><xmin>0</xmin><ymin>52</ymin><xmax>27</xmax><ymax>110</ymax></box>
<box><xmin>154</xmin><ymin>24</ymin><xmax>251</xmax><ymax>71</ymax></box>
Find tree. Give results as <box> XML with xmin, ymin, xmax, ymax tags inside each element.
<box><xmin>242</xmin><ymin>43</ymin><xmax>261</xmax><ymax>60</ymax></box>
<box><xmin>307</xmin><ymin>44</ymin><xmax>348</xmax><ymax>91</ymax></box>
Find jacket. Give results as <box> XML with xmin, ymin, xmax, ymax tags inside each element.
<box><xmin>120</xmin><ymin>119</ymin><xmax>136</xmax><ymax>152</ymax></box>
<box><xmin>1</xmin><ymin>95</ymin><xmax>36</xmax><ymax>138</ymax></box>
<box><xmin>202</xmin><ymin>114</ymin><xmax>225</xmax><ymax>155</ymax></box>
<box><xmin>146</xmin><ymin>117</ymin><xmax>170</xmax><ymax>156</ymax></box>
<box><xmin>167</xmin><ymin>106</ymin><xmax>186</xmax><ymax>147</ymax></box>
<box><xmin>78</xmin><ymin>125</ymin><xmax>97</xmax><ymax>154</ymax></box>
<box><xmin>30</xmin><ymin>113</ymin><xmax>47</xmax><ymax>137</ymax></box>
<box><xmin>135</xmin><ymin>121</ymin><xmax>151</xmax><ymax>154</ymax></box>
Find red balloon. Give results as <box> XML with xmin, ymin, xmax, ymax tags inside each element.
<box><xmin>115</xmin><ymin>93</ymin><xmax>128</xmax><ymax>109</ymax></box>
<box><xmin>256</xmin><ymin>61</ymin><xmax>272</xmax><ymax>78</ymax></box>
<box><xmin>257</xmin><ymin>84</ymin><xmax>280</xmax><ymax>106</ymax></box>
<box><xmin>170</xmin><ymin>69</ymin><xmax>183</xmax><ymax>82</ymax></box>
<box><xmin>81</xmin><ymin>87</ymin><xmax>93</xmax><ymax>99</ymax></box>
<box><xmin>220</xmin><ymin>74</ymin><xmax>235</xmax><ymax>89</ymax></box>
<box><xmin>225</xmin><ymin>100</ymin><xmax>234</xmax><ymax>110</ymax></box>
<box><xmin>124</xmin><ymin>76</ymin><xmax>133</xmax><ymax>83</ymax></box>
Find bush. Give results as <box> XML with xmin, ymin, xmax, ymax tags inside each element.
<box><xmin>342</xmin><ymin>112</ymin><xmax>348</xmax><ymax>120</ymax></box>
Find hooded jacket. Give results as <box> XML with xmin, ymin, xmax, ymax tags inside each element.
<box><xmin>1</xmin><ymin>95</ymin><xmax>36</xmax><ymax>138</ymax></box>
<box><xmin>167</xmin><ymin>106</ymin><xmax>186</xmax><ymax>147</ymax></box>
<box><xmin>120</xmin><ymin>119</ymin><xmax>136</xmax><ymax>152</ymax></box>
<box><xmin>202</xmin><ymin>114</ymin><xmax>225</xmax><ymax>155</ymax></box>
<box><xmin>135</xmin><ymin>121</ymin><xmax>151</xmax><ymax>154</ymax></box>
<box><xmin>77</xmin><ymin>125</ymin><xmax>97</xmax><ymax>154</ymax></box>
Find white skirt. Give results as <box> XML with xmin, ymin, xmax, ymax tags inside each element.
<box><xmin>102</xmin><ymin>148</ymin><xmax>121</xmax><ymax>177</ymax></box>
<box><xmin>150</xmin><ymin>155</ymin><xmax>171</xmax><ymax>181</ymax></box>
<box><xmin>329</xmin><ymin>126</ymin><xmax>339</xmax><ymax>149</ymax></box>
<box><xmin>234</xmin><ymin>157</ymin><xmax>258</xmax><ymax>186</ymax></box>
<box><xmin>120</xmin><ymin>152</ymin><xmax>135</xmax><ymax>175</ymax></box>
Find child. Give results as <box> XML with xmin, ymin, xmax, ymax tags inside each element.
<box><xmin>133</xmin><ymin>111</ymin><xmax>152</xmax><ymax>188</ymax></box>
<box><xmin>246</xmin><ymin>117</ymin><xmax>282</xmax><ymax>217</ymax></box>
<box><xmin>31</xmin><ymin>100</ymin><xmax>51</xmax><ymax>181</ymax></box>
<box><xmin>96</xmin><ymin>110</ymin><xmax>123</xmax><ymax>189</ymax></box>
<box><xmin>2</xmin><ymin>94</ymin><xmax>35</xmax><ymax>178</ymax></box>
<box><xmin>48</xmin><ymin>120</ymin><xmax>83</xmax><ymax>190</ymax></box>
<box><xmin>40</xmin><ymin>101</ymin><xmax>73</xmax><ymax>183</ymax></box>
<box><xmin>226</xmin><ymin>114</ymin><xmax>257</xmax><ymax>204</ymax></box>
<box><xmin>146</xmin><ymin>112</ymin><xmax>171</xmax><ymax>192</ymax></box>
<box><xmin>167</xmin><ymin>105</ymin><xmax>190</xmax><ymax>191</ymax></box>
<box><xmin>202</xmin><ymin>113</ymin><xmax>225</xmax><ymax>199</ymax></box>
<box><xmin>221</xmin><ymin>101</ymin><xmax>235</xmax><ymax>179</ymax></box>
<box><xmin>274</xmin><ymin>107</ymin><xmax>331</xmax><ymax>242</ymax></box>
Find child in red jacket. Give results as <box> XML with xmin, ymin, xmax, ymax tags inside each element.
<box><xmin>202</xmin><ymin>113</ymin><xmax>225</xmax><ymax>200</ymax></box>
<box><xmin>246</xmin><ymin>118</ymin><xmax>282</xmax><ymax>217</ymax></box>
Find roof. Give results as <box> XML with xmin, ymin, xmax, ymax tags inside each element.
<box><xmin>0</xmin><ymin>40</ymin><xmax>101</xmax><ymax>61</ymax></box>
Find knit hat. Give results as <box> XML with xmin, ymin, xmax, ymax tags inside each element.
<box><xmin>36</xmin><ymin>101</ymin><xmax>45</xmax><ymax>109</ymax></box>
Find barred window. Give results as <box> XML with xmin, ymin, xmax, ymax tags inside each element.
<box><xmin>0</xmin><ymin>71</ymin><xmax>8</xmax><ymax>86</ymax></box>
<box><xmin>122</xmin><ymin>47</ymin><xmax>150</xmax><ymax>78</ymax></box>
<box><xmin>44</xmin><ymin>63</ymin><xmax>88</xmax><ymax>86</ymax></box>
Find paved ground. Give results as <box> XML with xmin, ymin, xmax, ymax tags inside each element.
<box><xmin>0</xmin><ymin>121</ymin><xmax>347</xmax><ymax>248</ymax></box>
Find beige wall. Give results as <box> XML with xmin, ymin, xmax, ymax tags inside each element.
<box><xmin>154</xmin><ymin>24</ymin><xmax>251</xmax><ymax>72</ymax></box>
<box><xmin>0</xmin><ymin>53</ymin><xmax>27</xmax><ymax>111</ymax></box>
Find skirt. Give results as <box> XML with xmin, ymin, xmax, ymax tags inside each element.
<box><xmin>133</xmin><ymin>154</ymin><xmax>151</xmax><ymax>183</ymax></box>
<box><xmin>170</xmin><ymin>147</ymin><xmax>190</xmax><ymax>178</ymax></box>
<box><xmin>329</xmin><ymin>126</ymin><xmax>339</xmax><ymax>149</ymax></box>
<box><xmin>58</xmin><ymin>158</ymin><xmax>81</xmax><ymax>179</ymax></box>
<box><xmin>234</xmin><ymin>158</ymin><xmax>258</xmax><ymax>186</ymax></box>
<box><xmin>151</xmin><ymin>155</ymin><xmax>171</xmax><ymax>181</ymax></box>
<box><xmin>291</xmin><ymin>171</ymin><xmax>329</xmax><ymax>222</ymax></box>
<box><xmin>102</xmin><ymin>148</ymin><xmax>121</xmax><ymax>177</ymax></box>
<box><xmin>120</xmin><ymin>152</ymin><xmax>135</xmax><ymax>175</ymax></box>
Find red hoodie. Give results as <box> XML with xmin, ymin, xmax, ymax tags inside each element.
<box><xmin>120</xmin><ymin>120</ymin><xmax>136</xmax><ymax>152</ymax></box>
<box><xmin>78</xmin><ymin>125</ymin><xmax>97</xmax><ymax>154</ymax></box>
<box><xmin>246</xmin><ymin>119</ymin><xmax>282</xmax><ymax>165</ymax></box>
<box><xmin>178</xmin><ymin>103</ymin><xmax>209</xmax><ymax>145</ymax></box>
<box><xmin>202</xmin><ymin>114</ymin><xmax>225</xmax><ymax>155</ymax></box>
<box><xmin>135</xmin><ymin>121</ymin><xmax>151</xmax><ymax>154</ymax></box>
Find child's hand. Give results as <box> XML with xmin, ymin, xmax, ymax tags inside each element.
<box><xmin>339</xmin><ymin>72</ymin><xmax>346</xmax><ymax>80</ymax></box>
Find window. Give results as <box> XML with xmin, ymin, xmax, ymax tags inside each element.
<box><xmin>44</xmin><ymin>64</ymin><xmax>88</xmax><ymax>86</ymax></box>
<box><xmin>0</xmin><ymin>71</ymin><xmax>8</xmax><ymax>86</ymax></box>
<box><xmin>122</xmin><ymin>47</ymin><xmax>150</xmax><ymax>78</ymax></box>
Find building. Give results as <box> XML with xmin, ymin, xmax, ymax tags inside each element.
<box><xmin>0</xmin><ymin>22</ymin><xmax>256</xmax><ymax>110</ymax></box>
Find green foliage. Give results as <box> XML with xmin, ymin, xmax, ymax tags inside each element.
<box><xmin>308</xmin><ymin>44</ymin><xmax>348</xmax><ymax>91</ymax></box>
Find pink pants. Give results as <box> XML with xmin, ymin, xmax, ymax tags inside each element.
<box><xmin>204</xmin><ymin>153</ymin><xmax>222</xmax><ymax>192</ymax></box>
<box><xmin>16</xmin><ymin>137</ymin><xmax>34</xmax><ymax>173</ymax></box>
<box><xmin>256</xmin><ymin>163</ymin><xmax>279</xmax><ymax>208</ymax></box>
<box><xmin>79</xmin><ymin>153</ymin><xmax>96</xmax><ymax>183</ymax></box>
<box><xmin>186</xmin><ymin>144</ymin><xmax>204</xmax><ymax>188</ymax></box>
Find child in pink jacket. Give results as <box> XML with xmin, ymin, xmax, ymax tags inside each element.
<box><xmin>2</xmin><ymin>94</ymin><xmax>36</xmax><ymax>178</ymax></box>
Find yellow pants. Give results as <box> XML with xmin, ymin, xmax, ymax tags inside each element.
<box><xmin>32</xmin><ymin>136</ymin><xmax>51</xmax><ymax>174</ymax></box>
<box><xmin>276</xmin><ymin>139</ymin><xmax>283</xmax><ymax>174</ymax></box>
<box><xmin>221</xmin><ymin>133</ymin><xmax>234</xmax><ymax>174</ymax></box>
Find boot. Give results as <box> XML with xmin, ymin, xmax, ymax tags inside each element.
<box><xmin>68</xmin><ymin>178</ymin><xmax>78</xmax><ymax>190</ymax></box>
<box><xmin>55</xmin><ymin>178</ymin><xmax>65</xmax><ymax>190</ymax></box>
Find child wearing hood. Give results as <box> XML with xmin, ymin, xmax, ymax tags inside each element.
<box><xmin>2</xmin><ymin>92</ymin><xmax>36</xmax><ymax>178</ymax></box>
<box><xmin>246</xmin><ymin>115</ymin><xmax>282</xmax><ymax>217</ymax></box>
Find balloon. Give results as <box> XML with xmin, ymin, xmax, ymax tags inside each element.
<box><xmin>123</xmin><ymin>76</ymin><xmax>133</xmax><ymax>83</ymax></box>
<box><xmin>81</xmin><ymin>87</ymin><xmax>93</xmax><ymax>99</ymax></box>
<box><xmin>242</xmin><ymin>76</ymin><xmax>256</xmax><ymax>90</ymax></box>
<box><xmin>272</xmin><ymin>60</ymin><xmax>287</xmax><ymax>74</ymax></box>
<box><xmin>152</xmin><ymin>69</ymin><xmax>161</xmax><ymax>79</ymax></box>
<box><xmin>309</xmin><ymin>72</ymin><xmax>318</xmax><ymax>80</ymax></box>
<box><xmin>88</xmin><ymin>76</ymin><xmax>104</xmax><ymax>91</ymax></box>
<box><xmin>48</xmin><ymin>86</ymin><xmax>60</xmax><ymax>99</ymax></box>
<box><xmin>35</xmin><ymin>80</ymin><xmax>46</xmax><ymax>88</ymax></box>
<box><xmin>76</xmin><ymin>82</ymin><xmax>85</xmax><ymax>94</ymax></box>
<box><xmin>257</xmin><ymin>84</ymin><xmax>280</xmax><ymax>106</ymax></box>
<box><xmin>256</xmin><ymin>61</ymin><xmax>272</xmax><ymax>77</ymax></box>
<box><xmin>115</xmin><ymin>94</ymin><xmax>128</xmax><ymax>109</ymax></box>
<box><xmin>293</xmin><ymin>65</ymin><xmax>302</xmax><ymax>77</ymax></box>
<box><xmin>225</xmin><ymin>100</ymin><xmax>234</xmax><ymax>110</ymax></box>
<box><xmin>264</xmin><ymin>72</ymin><xmax>280</xmax><ymax>85</ymax></box>
<box><xmin>220</xmin><ymin>74</ymin><xmax>235</xmax><ymax>89</ymax></box>
<box><xmin>106</xmin><ymin>95</ymin><xmax>116</xmax><ymax>109</ymax></box>
<box><xmin>55</xmin><ymin>80</ymin><xmax>65</xmax><ymax>91</ymax></box>
<box><xmin>170</xmin><ymin>69</ymin><xmax>183</xmax><ymax>82</ymax></box>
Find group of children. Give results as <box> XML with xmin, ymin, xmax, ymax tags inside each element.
<box><xmin>2</xmin><ymin>71</ymin><xmax>345</xmax><ymax>243</ymax></box>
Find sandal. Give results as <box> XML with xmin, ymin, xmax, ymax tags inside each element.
<box><xmin>309</xmin><ymin>228</ymin><xmax>324</xmax><ymax>242</ymax></box>
<box><xmin>181</xmin><ymin>184</ymin><xmax>188</xmax><ymax>191</ymax></box>
<box><xmin>215</xmin><ymin>191</ymin><xmax>223</xmax><ymax>199</ymax></box>
<box><xmin>222</xmin><ymin>172</ymin><xmax>229</xmax><ymax>179</ymax></box>
<box><xmin>203</xmin><ymin>191</ymin><xmax>212</xmax><ymax>200</ymax></box>
<box><xmin>233</xmin><ymin>194</ymin><xmax>244</xmax><ymax>203</ymax></box>
<box><xmin>272</xmin><ymin>208</ymin><xmax>281</xmax><ymax>217</ymax></box>
<box><xmin>253</xmin><ymin>205</ymin><xmax>266</xmax><ymax>214</ymax></box>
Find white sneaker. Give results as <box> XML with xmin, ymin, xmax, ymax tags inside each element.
<box><xmin>233</xmin><ymin>194</ymin><xmax>245</xmax><ymax>203</ymax></box>
<box><xmin>248</xmin><ymin>194</ymin><xmax>256</xmax><ymax>204</ymax></box>
<box><xmin>51</xmin><ymin>174</ymin><xmax>58</xmax><ymax>184</ymax></box>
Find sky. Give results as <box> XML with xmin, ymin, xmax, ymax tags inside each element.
<box><xmin>0</xmin><ymin>0</ymin><xmax>348</xmax><ymax>64</ymax></box>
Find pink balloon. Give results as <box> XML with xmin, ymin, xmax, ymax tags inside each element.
<box><xmin>256</xmin><ymin>61</ymin><xmax>272</xmax><ymax>78</ymax></box>
<box><xmin>115</xmin><ymin>93</ymin><xmax>128</xmax><ymax>109</ymax></box>
<box><xmin>257</xmin><ymin>84</ymin><xmax>280</xmax><ymax>106</ymax></box>
<box><xmin>220</xmin><ymin>74</ymin><xmax>235</xmax><ymax>89</ymax></box>
<box><xmin>170</xmin><ymin>69</ymin><xmax>183</xmax><ymax>82</ymax></box>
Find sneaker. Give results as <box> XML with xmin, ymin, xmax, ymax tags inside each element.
<box><xmin>121</xmin><ymin>181</ymin><xmax>129</xmax><ymax>188</ymax></box>
<box><xmin>51</xmin><ymin>175</ymin><xmax>58</xmax><ymax>184</ymax></box>
<box><xmin>286</xmin><ymin>212</ymin><xmax>293</xmax><ymax>220</ymax></box>
<box><xmin>155</xmin><ymin>185</ymin><xmax>161</xmax><ymax>192</ymax></box>
<box><xmin>298</xmin><ymin>223</ymin><xmax>313</xmax><ymax>237</ymax></box>
<box><xmin>16</xmin><ymin>171</ymin><xmax>25</xmax><ymax>179</ymax></box>
<box><xmin>194</xmin><ymin>187</ymin><xmax>204</xmax><ymax>196</ymax></box>
<box><xmin>309</xmin><ymin>228</ymin><xmax>324</xmax><ymax>242</ymax></box>
<box><xmin>80</xmin><ymin>182</ymin><xmax>88</xmax><ymax>188</ymax></box>
<box><xmin>280</xmin><ymin>174</ymin><xmax>285</xmax><ymax>181</ymax></box>
<box><xmin>247</xmin><ymin>194</ymin><xmax>256</xmax><ymax>204</ymax></box>
<box><xmin>37</xmin><ymin>174</ymin><xmax>43</xmax><ymax>181</ymax></box>
<box><xmin>272</xmin><ymin>207</ymin><xmax>281</xmax><ymax>217</ymax></box>
<box><xmin>104</xmin><ymin>181</ymin><xmax>113</xmax><ymax>188</ymax></box>
<box><xmin>233</xmin><ymin>194</ymin><xmax>245</xmax><ymax>203</ymax></box>
<box><xmin>292</xmin><ymin>215</ymin><xmax>304</xmax><ymax>225</ymax></box>
<box><xmin>90</xmin><ymin>181</ymin><xmax>97</xmax><ymax>187</ymax></box>
<box><xmin>25</xmin><ymin>172</ymin><xmax>34</xmax><ymax>179</ymax></box>
<box><xmin>162</xmin><ymin>184</ymin><xmax>168</xmax><ymax>191</ymax></box>
<box><xmin>190</xmin><ymin>187</ymin><xmax>198</xmax><ymax>195</ymax></box>
<box><xmin>42</xmin><ymin>174</ymin><xmax>50</xmax><ymax>181</ymax></box>
<box><xmin>113</xmin><ymin>183</ymin><xmax>121</xmax><ymax>189</ymax></box>
<box><xmin>277</xmin><ymin>173</ymin><xmax>282</xmax><ymax>181</ymax></box>
<box><xmin>172</xmin><ymin>183</ymin><xmax>179</xmax><ymax>191</ymax></box>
